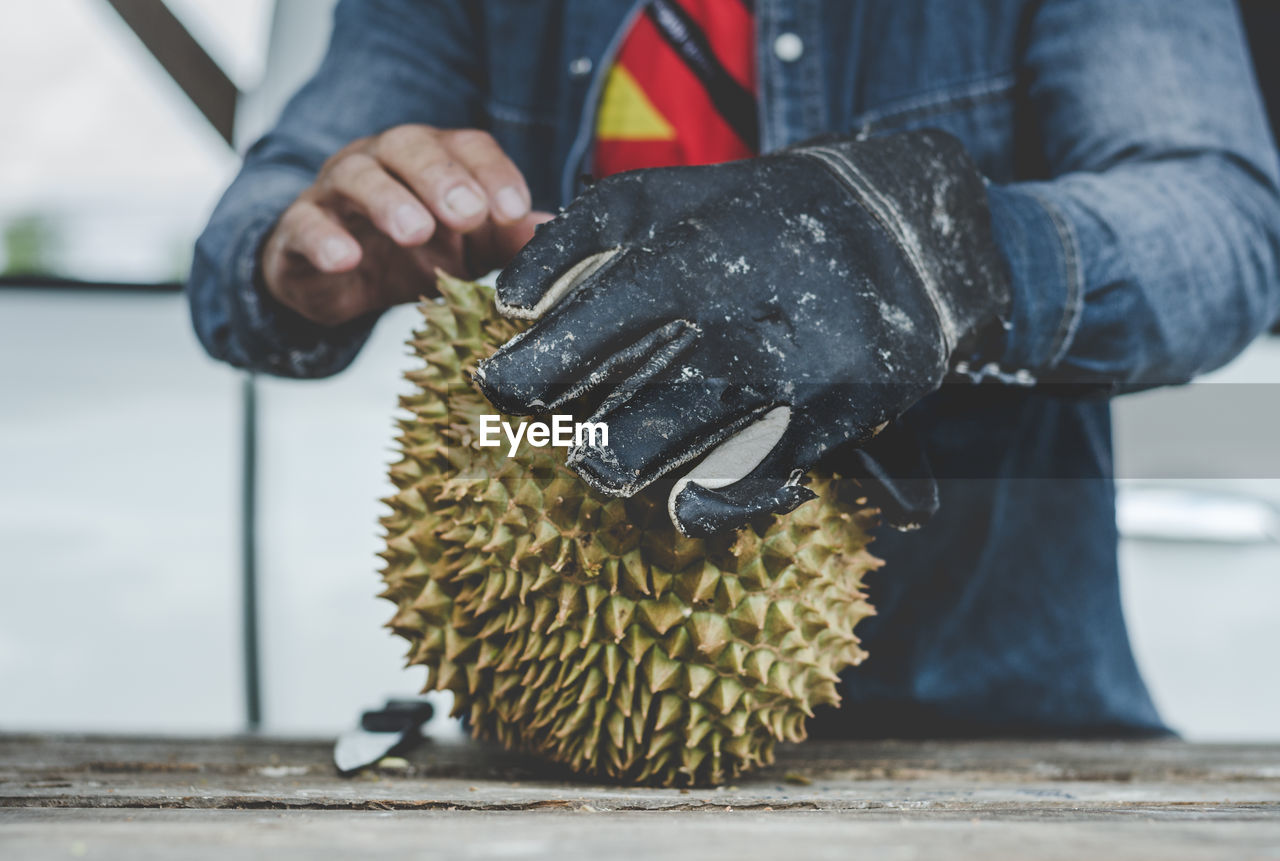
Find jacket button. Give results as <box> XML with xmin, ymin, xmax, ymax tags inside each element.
<box><xmin>569</xmin><ymin>57</ymin><xmax>593</xmax><ymax>78</ymax></box>
<box><xmin>773</xmin><ymin>32</ymin><xmax>804</xmax><ymax>62</ymax></box>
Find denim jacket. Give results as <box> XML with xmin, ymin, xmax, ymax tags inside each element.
<box><xmin>189</xmin><ymin>0</ymin><xmax>1280</xmax><ymax>736</ymax></box>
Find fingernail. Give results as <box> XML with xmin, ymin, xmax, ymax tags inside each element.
<box><xmin>319</xmin><ymin>237</ymin><xmax>356</xmax><ymax>269</ymax></box>
<box><xmin>392</xmin><ymin>204</ymin><xmax>431</xmax><ymax>241</ymax></box>
<box><xmin>444</xmin><ymin>185</ymin><xmax>485</xmax><ymax>218</ymax></box>
<box><xmin>495</xmin><ymin>186</ymin><xmax>528</xmax><ymax>220</ymax></box>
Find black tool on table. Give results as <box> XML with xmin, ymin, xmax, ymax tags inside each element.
<box><xmin>333</xmin><ymin>697</ymin><xmax>434</xmax><ymax>776</ymax></box>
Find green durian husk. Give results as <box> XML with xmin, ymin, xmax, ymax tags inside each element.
<box><xmin>379</xmin><ymin>273</ymin><xmax>882</xmax><ymax>786</ymax></box>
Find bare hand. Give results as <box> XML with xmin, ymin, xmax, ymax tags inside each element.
<box><xmin>261</xmin><ymin>125</ymin><xmax>553</xmax><ymax>326</ymax></box>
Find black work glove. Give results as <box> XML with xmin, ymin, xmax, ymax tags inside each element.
<box><xmin>473</xmin><ymin>129</ymin><xmax>1010</xmax><ymax>537</ymax></box>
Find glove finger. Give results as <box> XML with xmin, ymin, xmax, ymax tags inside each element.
<box><xmin>496</xmin><ymin>166</ymin><xmax>706</xmax><ymax>318</ymax></box>
<box><xmin>566</xmin><ymin>362</ymin><xmax>775</xmax><ymax>498</ymax></box>
<box><xmin>667</xmin><ymin>407</ymin><xmax>815</xmax><ymax>538</ymax></box>
<box><xmin>495</xmin><ymin>181</ymin><xmax>628</xmax><ymax>319</ymax></box>
<box><xmin>474</xmin><ymin>251</ymin><xmax>691</xmax><ymax>415</ymax></box>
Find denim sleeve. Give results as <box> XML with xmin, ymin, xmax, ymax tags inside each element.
<box><xmin>982</xmin><ymin>0</ymin><xmax>1280</xmax><ymax>388</ymax></box>
<box><xmin>187</xmin><ymin>0</ymin><xmax>482</xmax><ymax>378</ymax></box>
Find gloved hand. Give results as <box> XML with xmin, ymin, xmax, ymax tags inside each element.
<box><xmin>473</xmin><ymin>129</ymin><xmax>1010</xmax><ymax>537</ymax></box>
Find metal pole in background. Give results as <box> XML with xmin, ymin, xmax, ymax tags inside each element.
<box><xmin>101</xmin><ymin>0</ymin><xmax>263</xmax><ymax>732</ymax></box>
<box><xmin>105</xmin><ymin>0</ymin><xmax>342</xmax><ymax>733</ymax></box>
<box><xmin>227</xmin><ymin>0</ymin><xmax>335</xmax><ymax>733</ymax></box>
<box><xmin>241</xmin><ymin>373</ymin><xmax>262</xmax><ymax>730</ymax></box>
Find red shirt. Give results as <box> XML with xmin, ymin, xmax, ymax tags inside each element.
<box><xmin>593</xmin><ymin>0</ymin><xmax>758</xmax><ymax>178</ymax></box>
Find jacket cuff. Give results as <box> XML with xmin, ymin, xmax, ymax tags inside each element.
<box><xmin>979</xmin><ymin>184</ymin><xmax>1084</xmax><ymax>382</ymax></box>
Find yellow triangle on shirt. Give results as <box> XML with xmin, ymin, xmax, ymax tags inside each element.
<box><xmin>596</xmin><ymin>65</ymin><xmax>677</xmax><ymax>141</ymax></box>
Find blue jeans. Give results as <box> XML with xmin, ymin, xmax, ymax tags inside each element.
<box><xmin>189</xmin><ymin>0</ymin><xmax>1280</xmax><ymax>736</ymax></box>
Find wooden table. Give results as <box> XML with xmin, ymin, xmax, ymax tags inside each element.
<box><xmin>2</xmin><ymin>733</ymin><xmax>1278</xmax><ymax>859</ymax></box>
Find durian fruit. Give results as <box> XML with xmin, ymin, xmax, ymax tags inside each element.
<box><xmin>379</xmin><ymin>273</ymin><xmax>882</xmax><ymax>787</ymax></box>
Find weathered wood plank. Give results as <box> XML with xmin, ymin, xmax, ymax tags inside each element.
<box><xmin>3</xmin><ymin>809</ymin><xmax>1280</xmax><ymax>861</ymax></box>
<box><xmin>2</xmin><ymin>735</ymin><xmax>1278</xmax><ymax>860</ymax></box>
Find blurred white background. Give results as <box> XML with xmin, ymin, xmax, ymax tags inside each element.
<box><xmin>0</xmin><ymin>0</ymin><xmax>268</xmax><ymax>281</ymax></box>
<box><xmin>1</xmin><ymin>0</ymin><xmax>1277</xmax><ymax>741</ymax></box>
